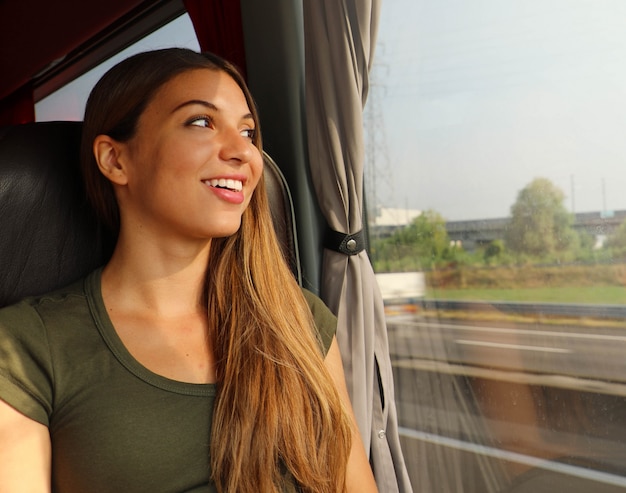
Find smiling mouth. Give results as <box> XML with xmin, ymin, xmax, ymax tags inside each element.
<box><xmin>204</xmin><ymin>178</ymin><xmax>243</xmax><ymax>192</ymax></box>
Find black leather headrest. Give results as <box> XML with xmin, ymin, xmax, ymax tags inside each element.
<box><xmin>0</xmin><ymin>121</ymin><xmax>299</xmax><ymax>307</ymax></box>
<box><xmin>0</xmin><ymin>122</ymin><xmax>112</xmax><ymax>306</ymax></box>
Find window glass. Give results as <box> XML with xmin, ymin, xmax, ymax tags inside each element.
<box><xmin>365</xmin><ymin>1</ymin><xmax>626</xmax><ymax>491</ymax></box>
<box><xmin>35</xmin><ymin>14</ymin><xmax>200</xmax><ymax>122</ymax></box>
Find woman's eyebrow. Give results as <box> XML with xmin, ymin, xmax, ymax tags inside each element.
<box><xmin>171</xmin><ymin>99</ymin><xmax>218</xmax><ymax>113</ymax></box>
<box><xmin>172</xmin><ymin>100</ymin><xmax>254</xmax><ymax>122</ymax></box>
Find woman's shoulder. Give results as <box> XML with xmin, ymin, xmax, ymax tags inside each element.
<box><xmin>0</xmin><ymin>272</ymin><xmax>93</xmax><ymax>322</ymax></box>
<box><xmin>299</xmin><ymin>287</ymin><xmax>337</xmax><ymax>355</ymax></box>
<box><xmin>0</xmin><ymin>269</ymin><xmax>101</xmax><ymax>358</ymax></box>
<box><xmin>299</xmin><ymin>287</ymin><xmax>335</xmax><ymax>320</ymax></box>
<box><xmin>0</xmin><ymin>269</ymin><xmax>102</xmax><ymax>425</ymax></box>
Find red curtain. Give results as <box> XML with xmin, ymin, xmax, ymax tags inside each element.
<box><xmin>183</xmin><ymin>0</ymin><xmax>247</xmax><ymax>80</ymax></box>
<box><xmin>0</xmin><ymin>84</ymin><xmax>34</xmax><ymax>126</ymax></box>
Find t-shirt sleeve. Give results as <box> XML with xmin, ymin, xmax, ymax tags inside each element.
<box><xmin>0</xmin><ymin>301</ymin><xmax>54</xmax><ymax>426</ymax></box>
<box><xmin>300</xmin><ymin>288</ymin><xmax>337</xmax><ymax>357</ymax></box>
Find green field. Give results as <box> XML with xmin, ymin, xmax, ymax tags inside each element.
<box><xmin>427</xmin><ymin>286</ymin><xmax>626</xmax><ymax>305</ymax></box>
<box><xmin>422</xmin><ymin>264</ymin><xmax>626</xmax><ymax>305</ymax></box>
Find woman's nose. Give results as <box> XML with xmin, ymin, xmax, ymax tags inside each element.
<box><xmin>219</xmin><ymin>128</ymin><xmax>253</xmax><ymax>164</ymax></box>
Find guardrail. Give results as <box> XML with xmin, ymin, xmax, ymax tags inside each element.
<box><xmin>418</xmin><ymin>299</ymin><xmax>626</xmax><ymax>320</ymax></box>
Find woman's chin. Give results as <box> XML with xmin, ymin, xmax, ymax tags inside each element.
<box><xmin>208</xmin><ymin>221</ymin><xmax>242</xmax><ymax>239</ymax></box>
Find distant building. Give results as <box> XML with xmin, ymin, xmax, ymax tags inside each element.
<box><xmin>446</xmin><ymin>210</ymin><xmax>626</xmax><ymax>251</ymax></box>
<box><xmin>370</xmin><ymin>207</ymin><xmax>421</xmax><ymax>237</ymax></box>
<box><xmin>370</xmin><ymin>208</ymin><xmax>626</xmax><ymax>250</ymax></box>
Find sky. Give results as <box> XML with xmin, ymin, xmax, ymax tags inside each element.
<box><xmin>36</xmin><ymin>2</ymin><xmax>626</xmax><ymax>223</ymax></box>
<box><xmin>366</xmin><ymin>0</ymin><xmax>626</xmax><ymax>221</ymax></box>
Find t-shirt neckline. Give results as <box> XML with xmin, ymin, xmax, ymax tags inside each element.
<box><xmin>84</xmin><ymin>268</ymin><xmax>216</xmax><ymax>397</ymax></box>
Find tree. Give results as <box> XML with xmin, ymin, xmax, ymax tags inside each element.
<box><xmin>370</xmin><ymin>209</ymin><xmax>452</xmax><ymax>271</ymax></box>
<box><xmin>605</xmin><ymin>219</ymin><xmax>626</xmax><ymax>254</ymax></box>
<box><xmin>397</xmin><ymin>210</ymin><xmax>450</xmax><ymax>264</ymax></box>
<box><xmin>389</xmin><ymin>210</ymin><xmax>450</xmax><ymax>266</ymax></box>
<box><xmin>505</xmin><ymin>178</ymin><xmax>577</xmax><ymax>258</ymax></box>
<box><xmin>483</xmin><ymin>239</ymin><xmax>505</xmax><ymax>265</ymax></box>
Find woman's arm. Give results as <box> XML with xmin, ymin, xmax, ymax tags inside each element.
<box><xmin>0</xmin><ymin>399</ymin><xmax>51</xmax><ymax>492</ymax></box>
<box><xmin>325</xmin><ymin>337</ymin><xmax>379</xmax><ymax>492</ymax></box>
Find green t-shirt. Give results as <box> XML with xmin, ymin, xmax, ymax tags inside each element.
<box><xmin>0</xmin><ymin>269</ymin><xmax>337</xmax><ymax>492</ymax></box>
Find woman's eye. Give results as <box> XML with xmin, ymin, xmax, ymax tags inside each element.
<box><xmin>241</xmin><ymin>128</ymin><xmax>256</xmax><ymax>140</ymax></box>
<box><xmin>187</xmin><ymin>116</ymin><xmax>212</xmax><ymax>128</ymax></box>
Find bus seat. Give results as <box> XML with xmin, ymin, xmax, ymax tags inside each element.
<box><xmin>0</xmin><ymin>121</ymin><xmax>300</xmax><ymax>308</ymax></box>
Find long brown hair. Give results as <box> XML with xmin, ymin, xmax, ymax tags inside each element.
<box><xmin>81</xmin><ymin>48</ymin><xmax>351</xmax><ymax>492</ymax></box>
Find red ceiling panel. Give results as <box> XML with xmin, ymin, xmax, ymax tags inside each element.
<box><xmin>0</xmin><ymin>0</ymin><xmax>146</xmax><ymax>101</ymax></box>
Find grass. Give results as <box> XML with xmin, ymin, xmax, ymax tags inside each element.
<box><xmin>418</xmin><ymin>286</ymin><xmax>626</xmax><ymax>328</ymax></box>
<box><xmin>426</xmin><ymin>286</ymin><xmax>626</xmax><ymax>305</ymax></box>
<box><xmin>403</xmin><ymin>264</ymin><xmax>626</xmax><ymax>326</ymax></box>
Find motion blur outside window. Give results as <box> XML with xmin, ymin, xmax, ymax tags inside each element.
<box><xmin>364</xmin><ymin>2</ymin><xmax>626</xmax><ymax>492</ymax></box>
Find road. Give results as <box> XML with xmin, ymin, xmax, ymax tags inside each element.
<box><xmin>389</xmin><ymin>315</ymin><xmax>626</xmax><ymax>394</ymax></box>
<box><xmin>386</xmin><ymin>313</ymin><xmax>626</xmax><ymax>492</ymax></box>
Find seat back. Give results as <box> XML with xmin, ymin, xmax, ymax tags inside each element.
<box><xmin>0</xmin><ymin>121</ymin><xmax>300</xmax><ymax>307</ymax></box>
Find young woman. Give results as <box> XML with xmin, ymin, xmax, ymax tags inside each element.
<box><xmin>0</xmin><ymin>48</ymin><xmax>377</xmax><ymax>492</ymax></box>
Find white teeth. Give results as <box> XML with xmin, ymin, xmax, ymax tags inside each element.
<box><xmin>227</xmin><ymin>179</ymin><xmax>243</xmax><ymax>191</ymax></box>
<box><xmin>206</xmin><ymin>179</ymin><xmax>243</xmax><ymax>192</ymax></box>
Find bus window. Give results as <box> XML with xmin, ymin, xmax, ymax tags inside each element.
<box><xmin>35</xmin><ymin>14</ymin><xmax>199</xmax><ymax>122</ymax></box>
<box><xmin>365</xmin><ymin>1</ymin><xmax>626</xmax><ymax>491</ymax></box>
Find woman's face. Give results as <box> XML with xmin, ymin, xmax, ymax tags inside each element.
<box><xmin>115</xmin><ymin>68</ymin><xmax>263</xmax><ymax>242</ymax></box>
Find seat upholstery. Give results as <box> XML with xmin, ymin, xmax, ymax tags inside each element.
<box><xmin>0</xmin><ymin>121</ymin><xmax>299</xmax><ymax>307</ymax></box>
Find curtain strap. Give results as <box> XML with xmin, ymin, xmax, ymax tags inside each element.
<box><xmin>324</xmin><ymin>227</ymin><xmax>365</xmax><ymax>255</ymax></box>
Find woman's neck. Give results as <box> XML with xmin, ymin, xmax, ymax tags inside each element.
<box><xmin>101</xmin><ymin>231</ymin><xmax>211</xmax><ymax>318</ymax></box>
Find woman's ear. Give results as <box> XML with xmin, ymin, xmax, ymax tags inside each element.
<box><xmin>93</xmin><ymin>135</ymin><xmax>129</xmax><ymax>185</ymax></box>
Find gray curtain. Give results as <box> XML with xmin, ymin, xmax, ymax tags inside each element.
<box><xmin>302</xmin><ymin>1</ymin><xmax>412</xmax><ymax>491</ymax></box>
